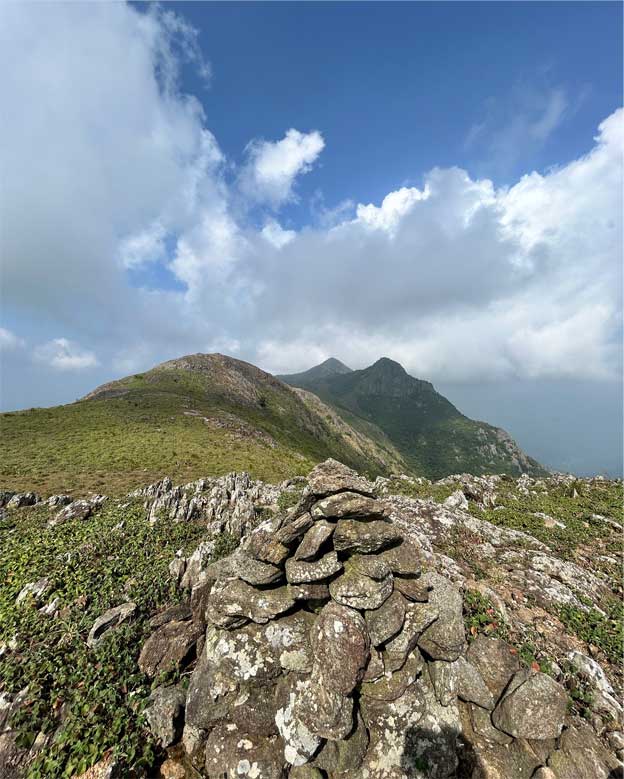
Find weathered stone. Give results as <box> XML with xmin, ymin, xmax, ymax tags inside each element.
<box><xmin>206</xmin><ymin>579</ymin><xmax>295</xmax><ymax>626</ymax></box>
<box><xmin>362</xmin><ymin>647</ymin><xmax>385</xmax><ymax>682</ymax></box>
<box><xmin>468</xmin><ymin>702</ymin><xmax>513</xmax><ymax>745</ymax></box>
<box><xmin>275</xmin><ymin>512</ymin><xmax>314</xmax><ymax>546</ymax></box>
<box><xmin>275</xmin><ymin>678</ymin><xmax>323</xmax><ymax>766</ymax></box>
<box><xmin>149</xmin><ymin>602</ymin><xmax>191</xmax><ymax>629</ymax></box>
<box><xmin>333</xmin><ymin>519</ymin><xmax>402</xmax><ymax>554</ymax></box>
<box><xmin>466</xmin><ymin>635</ymin><xmax>521</xmax><ymax>701</ymax></box>
<box><xmin>456</xmin><ymin>655</ymin><xmax>495</xmax><ymax>709</ymax></box>
<box><xmin>185</xmin><ymin>650</ymin><xmax>236</xmax><ymax>732</ymax></box>
<box><xmin>311</xmin><ymin>601</ymin><xmax>370</xmax><ymax>694</ymax></box>
<box><xmin>16</xmin><ymin>577</ymin><xmax>51</xmax><ymax>606</ymax></box>
<box><xmin>311</xmin><ymin>491</ymin><xmax>384</xmax><ymax>520</ymax></box>
<box><xmin>289</xmin><ymin>767</ymin><xmax>324</xmax><ymax>779</ymax></box>
<box><xmin>465</xmin><ymin>737</ymin><xmax>542</xmax><ymax>779</ymax></box>
<box><xmin>329</xmin><ymin>566</ymin><xmax>393</xmax><ymax>610</ymax></box>
<box><xmin>547</xmin><ymin>721</ymin><xmax>623</xmax><ymax>779</ymax></box>
<box><xmin>567</xmin><ymin>650</ymin><xmax>624</xmax><ymax>722</ymax></box>
<box><xmin>243</xmin><ymin>528</ymin><xmax>289</xmax><ymax>565</ymax></box>
<box><xmin>145</xmin><ymin>685</ymin><xmax>186</xmax><ymax>748</ymax></box>
<box><xmin>443</xmin><ymin>490</ymin><xmax>469</xmax><ymax>511</ymax></box>
<box><xmin>294</xmin><ymin>676</ymin><xmax>354</xmax><ymax>740</ymax></box>
<box><xmin>375</xmin><ymin>538</ymin><xmax>423</xmax><ymax>576</ymax></box>
<box><xmin>428</xmin><ymin>659</ymin><xmax>458</xmax><ymax>706</ymax></box>
<box><xmin>361</xmin><ymin>649</ymin><xmax>424</xmax><ymax>701</ymax></box>
<box><xmin>349</xmin><ymin>553</ymin><xmax>391</xmax><ymax>580</ymax></box>
<box><xmin>205</xmin><ymin>551</ymin><xmax>283</xmax><ymax>586</ymax></box>
<box><xmin>295</xmin><ymin>520</ymin><xmax>334</xmax><ymax>560</ymax></box>
<box><xmin>384</xmin><ymin>602</ymin><xmax>438</xmax><ymax>672</ymax></box>
<box><xmin>7</xmin><ymin>492</ymin><xmax>39</xmax><ymax>509</ymax></box>
<box><xmin>306</xmin><ymin>458</ymin><xmax>375</xmax><ymax>497</ymax></box>
<box><xmin>228</xmin><ymin>682</ymin><xmax>281</xmax><ymax>738</ymax></box>
<box><xmin>138</xmin><ymin>619</ymin><xmax>202</xmax><ymax>677</ymax></box>
<box><xmin>285</xmin><ymin>550</ymin><xmax>342</xmax><ymax>584</ymax></box>
<box><xmin>168</xmin><ymin>556</ymin><xmax>186</xmax><ymax>583</ymax></box>
<box><xmin>190</xmin><ymin>580</ymin><xmax>212</xmax><ymax>625</ymax></box>
<box><xmin>264</xmin><ymin>611</ymin><xmax>316</xmax><ymax>674</ymax></box>
<box><xmin>87</xmin><ymin>602</ymin><xmax>136</xmax><ymax>647</ymax></box>
<box><xmin>492</xmin><ymin>670</ymin><xmax>568</xmax><ymax>739</ymax></box>
<box><xmin>53</xmin><ymin>499</ymin><xmax>93</xmax><ymax>523</ymax></box>
<box><xmin>181</xmin><ymin>723</ymin><xmax>208</xmax><ymax>769</ymax></box>
<box><xmin>313</xmin><ymin>711</ymin><xmax>369</xmax><ymax>774</ymax></box>
<box><xmin>365</xmin><ymin>590</ymin><xmax>406</xmax><ymax>646</ymax></box>
<box><xmin>288</xmin><ymin>582</ymin><xmax>330</xmax><ymax>602</ymax></box>
<box><xmin>394</xmin><ymin>575</ymin><xmax>430</xmax><ymax>602</ymax></box>
<box><xmin>417</xmin><ymin>573</ymin><xmax>466</xmax><ymax>661</ymax></box>
<box><xmin>204</xmin><ymin>722</ymin><xmax>284</xmax><ymax>779</ymax></box>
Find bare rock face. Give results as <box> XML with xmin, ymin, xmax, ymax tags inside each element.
<box><xmin>138</xmin><ymin>619</ymin><xmax>202</xmax><ymax>677</ymax></box>
<box><xmin>466</xmin><ymin>636</ymin><xmax>522</xmax><ymax>700</ymax></box>
<box><xmin>492</xmin><ymin>670</ymin><xmax>568</xmax><ymax>739</ymax></box>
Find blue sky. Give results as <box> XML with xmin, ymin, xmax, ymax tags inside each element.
<box><xmin>0</xmin><ymin>1</ymin><xmax>622</xmax><ymax>475</ymax></box>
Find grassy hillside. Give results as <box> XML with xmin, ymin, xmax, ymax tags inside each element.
<box><xmin>0</xmin><ymin>354</ymin><xmax>398</xmax><ymax>496</ymax></box>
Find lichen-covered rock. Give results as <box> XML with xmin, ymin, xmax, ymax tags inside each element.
<box><xmin>333</xmin><ymin>519</ymin><xmax>402</xmax><ymax>554</ymax></box>
<box><xmin>294</xmin><ymin>520</ymin><xmax>334</xmax><ymax>560</ymax></box>
<box><xmin>275</xmin><ymin>512</ymin><xmax>314</xmax><ymax>546</ymax></box>
<box><xmin>285</xmin><ymin>550</ymin><xmax>343</xmax><ymax>583</ymax></box>
<box><xmin>145</xmin><ymin>685</ymin><xmax>186</xmax><ymax>747</ymax></box>
<box><xmin>466</xmin><ymin>635</ymin><xmax>521</xmax><ymax>700</ymax></box>
<box><xmin>361</xmin><ymin>648</ymin><xmax>423</xmax><ymax>702</ymax></box>
<box><xmin>394</xmin><ymin>575</ymin><xmax>430</xmax><ymax>602</ymax></box>
<box><xmin>365</xmin><ymin>590</ymin><xmax>406</xmax><ymax>646</ymax></box>
<box><xmin>329</xmin><ymin>565</ymin><xmax>393</xmax><ymax>610</ymax></box>
<box><xmin>492</xmin><ymin>670</ymin><xmax>568</xmax><ymax>739</ymax></box>
<box><xmin>313</xmin><ymin>711</ymin><xmax>369</xmax><ymax>774</ymax></box>
<box><xmin>204</xmin><ymin>722</ymin><xmax>284</xmax><ymax>778</ymax></box>
<box><xmin>547</xmin><ymin>721</ymin><xmax>623</xmax><ymax>779</ymax></box>
<box><xmin>275</xmin><ymin>679</ymin><xmax>323</xmax><ymax>766</ymax></box>
<box><xmin>311</xmin><ymin>491</ymin><xmax>384</xmax><ymax>520</ymax></box>
<box><xmin>311</xmin><ymin>601</ymin><xmax>370</xmax><ymax>695</ymax></box>
<box><xmin>455</xmin><ymin>655</ymin><xmax>495</xmax><ymax>709</ymax></box>
<box><xmin>384</xmin><ymin>602</ymin><xmax>438</xmax><ymax>672</ymax></box>
<box><xmin>206</xmin><ymin>579</ymin><xmax>295</xmax><ymax>626</ymax></box>
<box><xmin>204</xmin><ymin>551</ymin><xmax>283</xmax><ymax>586</ymax></box>
<box><xmin>306</xmin><ymin>459</ymin><xmax>375</xmax><ymax>497</ymax></box>
<box><xmin>288</xmin><ymin>582</ymin><xmax>330</xmax><ymax>602</ymax></box>
<box><xmin>138</xmin><ymin>619</ymin><xmax>202</xmax><ymax>677</ymax></box>
<box><xmin>6</xmin><ymin>492</ymin><xmax>40</xmax><ymax>509</ymax></box>
<box><xmin>243</xmin><ymin>527</ymin><xmax>290</xmax><ymax>565</ymax></box>
<box><xmin>294</xmin><ymin>676</ymin><xmax>354</xmax><ymax>740</ymax></box>
<box><xmin>15</xmin><ymin>577</ymin><xmax>50</xmax><ymax>606</ymax></box>
<box><xmin>428</xmin><ymin>659</ymin><xmax>459</xmax><ymax>706</ymax></box>
<box><xmin>417</xmin><ymin>573</ymin><xmax>466</xmax><ymax>661</ymax></box>
<box><xmin>466</xmin><ymin>701</ymin><xmax>513</xmax><ymax>745</ymax></box>
<box><xmin>375</xmin><ymin>538</ymin><xmax>423</xmax><ymax>576</ymax></box>
<box><xmin>87</xmin><ymin>602</ymin><xmax>136</xmax><ymax>647</ymax></box>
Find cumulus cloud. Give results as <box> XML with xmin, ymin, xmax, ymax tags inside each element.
<box><xmin>0</xmin><ymin>328</ymin><xmax>24</xmax><ymax>351</ymax></box>
<box><xmin>34</xmin><ymin>339</ymin><xmax>98</xmax><ymax>371</ymax></box>
<box><xmin>0</xmin><ymin>1</ymin><xmax>621</xmax><ymax>405</ymax></box>
<box><xmin>239</xmin><ymin>128</ymin><xmax>325</xmax><ymax>208</ymax></box>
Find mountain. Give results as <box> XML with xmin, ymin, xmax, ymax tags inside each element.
<box><xmin>280</xmin><ymin>356</ymin><xmax>546</xmax><ymax>479</ymax></box>
<box><xmin>278</xmin><ymin>357</ymin><xmax>353</xmax><ymax>387</ymax></box>
<box><xmin>0</xmin><ymin>353</ymin><xmax>405</xmax><ymax>496</ymax></box>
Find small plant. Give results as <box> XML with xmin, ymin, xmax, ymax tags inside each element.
<box><xmin>463</xmin><ymin>589</ymin><xmax>508</xmax><ymax>641</ymax></box>
<box><xmin>212</xmin><ymin>531</ymin><xmax>239</xmax><ymax>560</ymax></box>
<box><xmin>277</xmin><ymin>485</ymin><xmax>304</xmax><ymax>511</ymax></box>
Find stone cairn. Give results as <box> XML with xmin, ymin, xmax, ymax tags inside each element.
<box><xmin>140</xmin><ymin>460</ymin><xmax>618</xmax><ymax>779</ymax></box>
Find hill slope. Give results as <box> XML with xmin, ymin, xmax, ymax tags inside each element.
<box><xmin>0</xmin><ymin>354</ymin><xmax>405</xmax><ymax>495</ymax></box>
<box><xmin>281</xmin><ymin>357</ymin><xmax>546</xmax><ymax>479</ymax></box>
<box><xmin>278</xmin><ymin>357</ymin><xmax>352</xmax><ymax>386</ymax></box>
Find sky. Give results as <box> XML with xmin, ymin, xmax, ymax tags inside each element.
<box><xmin>0</xmin><ymin>1</ymin><xmax>622</xmax><ymax>476</ymax></box>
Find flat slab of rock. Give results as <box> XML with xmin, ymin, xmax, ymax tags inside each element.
<box><xmin>365</xmin><ymin>590</ymin><xmax>406</xmax><ymax>646</ymax></box>
<box><xmin>374</xmin><ymin>539</ymin><xmax>423</xmax><ymax>576</ymax></box>
<box><xmin>349</xmin><ymin>553</ymin><xmax>391</xmax><ymax>580</ymax></box>
<box><xmin>492</xmin><ymin>669</ymin><xmax>568</xmax><ymax>739</ymax></box>
<box><xmin>205</xmin><ymin>551</ymin><xmax>283</xmax><ymax>586</ymax></box>
<box><xmin>286</xmin><ymin>550</ymin><xmax>342</xmax><ymax>583</ymax></box>
<box><xmin>311</xmin><ymin>491</ymin><xmax>384</xmax><ymax>520</ymax></box>
<box><xmin>138</xmin><ymin>619</ymin><xmax>202</xmax><ymax>677</ymax></box>
<box><xmin>417</xmin><ymin>573</ymin><xmax>466</xmax><ymax>661</ymax></box>
<box><xmin>276</xmin><ymin>679</ymin><xmax>323</xmax><ymax>766</ymax></box>
<box><xmin>205</xmin><ymin>722</ymin><xmax>284</xmax><ymax>779</ymax></box>
<box><xmin>428</xmin><ymin>659</ymin><xmax>459</xmax><ymax>706</ymax></box>
<box><xmin>295</xmin><ymin>521</ymin><xmax>334</xmax><ymax>560</ymax></box>
<box><xmin>206</xmin><ymin>579</ymin><xmax>295</xmax><ymax>626</ymax></box>
<box><xmin>329</xmin><ymin>566</ymin><xmax>393</xmax><ymax>610</ymax></box>
<box><xmin>294</xmin><ymin>676</ymin><xmax>354</xmax><ymax>740</ymax></box>
<box><xmin>275</xmin><ymin>513</ymin><xmax>314</xmax><ymax>546</ymax></box>
<box><xmin>306</xmin><ymin>459</ymin><xmax>375</xmax><ymax>497</ymax></box>
<box><xmin>394</xmin><ymin>576</ymin><xmax>430</xmax><ymax>602</ymax></box>
<box><xmin>548</xmin><ymin>720</ymin><xmax>623</xmax><ymax>779</ymax></box>
<box><xmin>361</xmin><ymin>649</ymin><xmax>423</xmax><ymax>702</ymax></box>
<box><xmin>384</xmin><ymin>602</ymin><xmax>438</xmax><ymax>672</ymax></box>
<box><xmin>87</xmin><ymin>602</ymin><xmax>136</xmax><ymax>647</ymax></box>
<box><xmin>333</xmin><ymin>519</ymin><xmax>402</xmax><ymax>554</ymax></box>
<box><xmin>311</xmin><ymin>601</ymin><xmax>370</xmax><ymax>694</ymax></box>
<box><xmin>243</xmin><ymin>527</ymin><xmax>290</xmax><ymax>565</ymax></box>
<box><xmin>288</xmin><ymin>582</ymin><xmax>330</xmax><ymax>602</ymax></box>
<box><xmin>456</xmin><ymin>656</ymin><xmax>495</xmax><ymax>709</ymax></box>
<box><xmin>466</xmin><ymin>636</ymin><xmax>521</xmax><ymax>700</ymax></box>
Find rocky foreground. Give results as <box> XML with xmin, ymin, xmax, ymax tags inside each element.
<box><xmin>0</xmin><ymin>461</ymin><xmax>622</xmax><ymax>778</ymax></box>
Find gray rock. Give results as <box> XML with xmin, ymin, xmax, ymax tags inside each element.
<box><xmin>468</xmin><ymin>702</ymin><xmax>512</xmax><ymax>745</ymax></box>
<box><xmin>206</xmin><ymin>579</ymin><xmax>295</xmax><ymax>626</ymax></box>
<box><xmin>311</xmin><ymin>491</ymin><xmax>384</xmax><ymax>520</ymax></box>
<box><xmin>145</xmin><ymin>685</ymin><xmax>186</xmax><ymax>747</ymax></box>
<box><xmin>417</xmin><ymin>573</ymin><xmax>466</xmax><ymax>661</ymax></box>
<box><xmin>313</xmin><ymin>711</ymin><xmax>369</xmax><ymax>774</ymax></box>
<box><xmin>16</xmin><ymin>577</ymin><xmax>50</xmax><ymax>606</ymax></box>
<box><xmin>288</xmin><ymin>582</ymin><xmax>330</xmax><ymax>602</ymax></box>
<box><xmin>567</xmin><ymin>651</ymin><xmax>624</xmax><ymax>722</ymax></box>
<box><xmin>466</xmin><ymin>635</ymin><xmax>521</xmax><ymax>701</ymax></box>
<box><xmin>138</xmin><ymin>619</ymin><xmax>202</xmax><ymax>677</ymax></box>
<box><xmin>295</xmin><ymin>520</ymin><xmax>334</xmax><ymax>560</ymax></box>
<box><xmin>87</xmin><ymin>602</ymin><xmax>136</xmax><ymax>647</ymax></box>
<box><xmin>275</xmin><ymin>512</ymin><xmax>314</xmax><ymax>546</ymax></box>
<box><xmin>311</xmin><ymin>601</ymin><xmax>370</xmax><ymax>695</ymax></box>
<box><xmin>294</xmin><ymin>675</ymin><xmax>355</xmax><ymax>740</ymax></box>
<box><xmin>329</xmin><ymin>566</ymin><xmax>393</xmax><ymax>610</ymax></box>
<box><xmin>365</xmin><ymin>590</ymin><xmax>406</xmax><ymax>646</ymax></box>
<box><xmin>205</xmin><ymin>551</ymin><xmax>283</xmax><ymax>586</ymax></box>
<box><xmin>375</xmin><ymin>538</ymin><xmax>423</xmax><ymax>576</ymax></box>
<box><xmin>394</xmin><ymin>575</ymin><xmax>430</xmax><ymax>602</ymax></box>
<box><xmin>286</xmin><ymin>550</ymin><xmax>342</xmax><ymax>583</ymax></box>
<box><xmin>275</xmin><ymin>679</ymin><xmax>323</xmax><ymax>766</ymax></box>
<box><xmin>149</xmin><ymin>602</ymin><xmax>191</xmax><ymax>629</ymax></box>
<box><xmin>492</xmin><ymin>670</ymin><xmax>568</xmax><ymax>739</ymax></box>
<box><xmin>349</xmin><ymin>553</ymin><xmax>391</xmax><ymax>580</ymax></box>
<box><xmin>6</xmin><ymin>492</ymin><xmax>39</xmax><ymax>509</ymax></box>
<box><xmin>456</xmin><ymin>655</ymin><xmax>495</xmax><ymax>709</ymax></box>
<box><xmin>428</xmin><ymin>659</ymin><xmax>459</xmax><ymax>706</ymax></box>
<box><xmin>306</xmin><ymin>459</ymin><xmax>375</xmax><ymax>497</ymax></box>
<box><xmin>243</xmin><ymin>527</ymin><xmax>289</xmax><ymax>565</ymax></box>
<box><xmin>204</xmin><ymin>722</ymin><xmax>284</xmax><ymax>779</ymax></box>
<box><xmin>361</xmin><ymin>649</ymin><xmax>424</xmax><ymax>702</ymax></box>
<box><xmin>384</xmin><ymin>601</ymin><xmax>438</xmax><ymax>672</ymax></box>
<box><xmin>362</xmin><ymin>646</ymin><xmax>386</xmax><ymax>682</ymax></box>
<box><xmin>333</xmin><ymin>519</ymin><xmax>402</xmax><ymax>554</ymax></box>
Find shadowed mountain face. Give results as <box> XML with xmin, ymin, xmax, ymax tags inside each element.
<box><xmin>278</xmin><ymin>357</ymin><xmax>352</xmax><ymax>387</ymax></box>
<box><xmin>280</xmin><ymin>357</ymin><xmax>546</xmax><ymax>479</ymax></box>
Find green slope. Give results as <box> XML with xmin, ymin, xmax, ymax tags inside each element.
<box><xmin>281</xmin><ymin>357</ymin><xmax>547</xmax><ymax>479</ymax></box>
<box><xmin>0</xmin><ymin>354</ymin><xmax>399</xmax><ymax>496</ymax></box>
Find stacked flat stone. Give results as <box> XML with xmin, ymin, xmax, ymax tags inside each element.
<box><xmin>140</xmin><ymin>460</ymin><xmax>606</xmax><ymax>779</ymax></box>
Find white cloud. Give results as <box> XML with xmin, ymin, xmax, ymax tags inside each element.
<box><xmin>261</xmin><ymin>219</ymin><xmax>296</xmax><ymax>249</ymax></box>
<box><xmin>34</xmin><ymin>339</ymin><xmax>98</xmax><ymax>371</ymax></box>
<box><xmin>239</xmin><ymin>128</ymin><xmax>325</xmax><ymax>208</ymax></box>
<box><xmin>0</xmin><ymin>328</ymin><xmax>24</xmax><ymax>351</ymax></box>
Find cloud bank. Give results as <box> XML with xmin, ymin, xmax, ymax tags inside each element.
<box><xmin>0</xmin><ymin>2</ymin><xmax>622</xmax><ymax>396</ymax></box>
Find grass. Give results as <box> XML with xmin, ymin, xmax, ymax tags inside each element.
<box><xmin>0</xmin><ymin>499</ymin><xmax>226</xmax><ymax>778</ymax></box>
<box><xmin>557</xmin><ymin>599</ymin><xmax>624</xmax><ymax>666</ymax></box>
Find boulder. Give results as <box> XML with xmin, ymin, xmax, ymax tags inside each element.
<box><xmin>456</xmin><ymin>656</ymin><xmax>495</xmax><ymax>709</ymax></box>
<box><xmin>138</xmin><ymin>619</ymin><xmax>202</xmax><ymax>677</ymax></box>
<box><xmin>204</xmin><ymin>722</ymin><xmax>284</xmax><ymax>779</ymax></box>
<box><xmin>311</xmin><ymin>491</ymin><xmax>384</xmax><ymax>520</ymax></box>
<box><xmin>87</xmin><ymin>602</ymin><xmax>136</xmax><ymax>647</ymax></box>
<box><xmin>329</xmin><ymin>566</ymin><xmax>393</xmax><ymax>610</ymax></box>
<box><xmin>417</xmin><ymin>573</ymin><xmax>466</xmax><ymax>661</ymax></box>
<box><xmin>365</xmin><ymin>590</ymin><xmax>406</xmax><ymax>646</ymax></box>
<box><xmin>294</xmin><ymin>676</ymin><xmax>355</xmax><ymax>740</ymax></box>
<box><xmin>306</xmin><ymin>459</ymin><xmax>375</xmax><ymax>497</ymax></box>
<box><xmin>295</xmin><ymin>520</ymin><xmax>335</xmax><ymax>560</ymax></box>
<box><xmin>333</xmin><ymin>519</ymin><xmax>402</xmax><ymax>554</ymax></box>
<box><xmin>375</xmin><ymin>538</ymin><xmax>423</xmax><ymax>576</ymax></box>
<box><xmin>206</xmin><ymin>579</ymin><xmax>295</xmax><ymax>626</ymax></box>
<box><xmin>466</xmin><ymin>635</ymin><xmax>521</xmax><ymax>701</ymax></box>
<box><xmin>285</xmin><ymin>550</ymin><xmax>342</xmax><ymax>584</ymax></box>
<box><xmin>547</xmin><ymin>721</ymin><xmax>624</xmax><ymax>779</ymax></box>
<box><xmin>311</xmin><ymin>601</ymin><xmax>370</xmax><ymax>694</ymax></box>
<box><xmin>492</xmin><ymin>670</ymin><xmax>568</xmax><ymax>739</ymax></box>
<box><xmin>145</xmin><ymin>685</ymin><xmax>186</xmax><ymax>747</ymax></box>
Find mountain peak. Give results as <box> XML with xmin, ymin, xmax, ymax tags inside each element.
<box><xmin>317</xmin><ymin>357</ymin><xmax>353</xmax><ymax>374</ymax></box>
<box><xmin>367</xmin><ymin>357</ymin><xmax>407</xmax><ymax>376</ymax></box>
